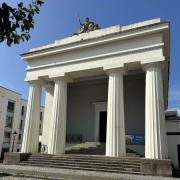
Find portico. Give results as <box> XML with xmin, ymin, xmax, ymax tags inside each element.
<box><xmin>20</xmin><ymin>18</ymin><xmax>170</xmax><ymax>160</ymax></box>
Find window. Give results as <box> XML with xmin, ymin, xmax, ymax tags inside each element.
<box><xmin>6</xmin><ymin>101</ymin><xmax>14</xmax><ymax>128</ymax></box>
<box><xmin>17</xmin><ymin>148</ymin><xmax>20</xmax><ymax>152</ymax></box>
<box><xmin>5</xmin><ymin>116</ymin><xmax>13</xmax><ymax>128</ymax></box>
<box><xmin>4</xmin><ymin>132</ymin><xmax>11</xmax><ymax>138</ymax></box>
<box><xmin>21</xmin><ymin>106</ymin><xmax>24</xmax><ymax>116</ymax></box>
<box><xmin>19</xmin><ymin>120</ymin><xmax>23</xmax><ymax>129</ymax></box>
<box><xmin>18</xmin><ymin>134</ymin><xmax>21</xmax><ymax>141</ymax></box>
<box><xmin>7</xmin><ymin>101</ymin><xmax>15</xmax><ymax>112</ymax></box>
<box><xmin>40</xmin><ymin>112</ymin><xmax>42</xmax><ymax>121</ymax></box>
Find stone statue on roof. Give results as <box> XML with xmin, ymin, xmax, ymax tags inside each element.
<box><xmin>74</xmin><ymin>17</ymin><xmax>100</xmax><ymax>35</ymax></box>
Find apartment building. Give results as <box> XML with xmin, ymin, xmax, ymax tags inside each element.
<box><xmin>0</xmin><ymin>86</ymin><xmax>44</xmax><ymax>159</ymax></box>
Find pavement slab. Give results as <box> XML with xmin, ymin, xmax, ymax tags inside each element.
<box><xmin>0</xmin><ymin>164</ymin><xmax>177</xmax><ymax>180</ymax></box>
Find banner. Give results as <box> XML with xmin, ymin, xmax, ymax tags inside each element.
<box><xmin>126</xmin><ymin>135</ymin><xmax>145</xmax><ymax>145</ymax></box>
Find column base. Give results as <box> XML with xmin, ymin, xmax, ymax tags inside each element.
<box><xmin>3</xmin><ymin>152</ymin><xmax>30</xmax><ymax>165</ymax></box>
<box><xmin>140</xmin><ymin>158</ymin><xmax>172</xmax><ymax>177</ymax></box>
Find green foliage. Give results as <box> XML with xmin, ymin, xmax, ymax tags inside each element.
<box><xmin>0</xmin><ymin>0</ymin><xmax>44</xmax><ymax>46</ymax></box>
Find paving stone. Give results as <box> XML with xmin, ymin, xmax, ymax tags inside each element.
<box><xmin>0</xmin><ymin>164</ymin><xmax>176</xmax><ymax>180</ymax></box>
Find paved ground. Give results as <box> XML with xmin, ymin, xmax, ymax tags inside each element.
<box><xmin>0</xmin><ymin>175</ymin><xmax>44</xmax><ymax>180</ymax></box>
<box><xmin>0</xmin><ymin>164</ymin><xmax>177</xmax><ymax>180</ymax></box>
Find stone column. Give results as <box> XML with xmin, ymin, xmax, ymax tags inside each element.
<box><xmin>48</xmin><ymin>78</ymin><xmax>67</xmax><ymax>154</ymax></box>
<box><xmin>106</xmin><ymin>68</ymin><xmax>126</xmax><ymax>157</ymax></box>
<box><xmin>145</xmin><ymin>63</ymin><xmax>168</xmax><ymax>159</ymax></box>
<box><xmin>21</xmin><ymin>83</ymin><xmax>41</xmax><ymax>153</ymax></box>
<box><xmin>41</xmin><ymin>83</ymin><xmax>54</xmax><ymax>152</ymax></box>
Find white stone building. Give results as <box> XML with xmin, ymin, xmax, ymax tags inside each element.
<box><xmin>0</xmin><ymin>86</ymin><xmax>44</xmax><ymax>159</ymax></box>
<box><xmin>166</xmin><ymin>109</ymin><xmax>180</xmax><ymax>168</ymax></box>
<box><xmin>21</xmin><ymin>18</ymin><xmax>170</xmax><ymax>161</ymax></box>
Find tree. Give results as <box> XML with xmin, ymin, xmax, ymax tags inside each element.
<box><xmin>0</xmin><ymin>0</ymin><xmax>44</xmax><ymax>46</ymax></box>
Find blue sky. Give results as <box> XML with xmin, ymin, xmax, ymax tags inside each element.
<box><xmin>0</xmin><ymin>0</ymin><xmax>180</xmax><ymax>108</ymax></box>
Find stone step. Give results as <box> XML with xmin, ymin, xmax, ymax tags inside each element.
<box><xmin>31</xmin><ymin>153</ymin><xmax>138</xmax><ymax>159</ymax></box>
<box><xmin>29</xmin><ymin>153</ymin><xmax>140</xmax><ymax>161</ymax></box>
<box><xmin>27</xmin><ymin>154</ymin><xmax>141</xmax><ymax>160</ymax></box>
<box><xmin>67</xmin><ymin>152</ymin><xmax>138</xmax><ymax>155</ymax></box>
<box><xmin>21</xmin><ymin>159</ymin><xmax>140</xmax><ymax>168</ymax></box>
<box><xmin>19</xmin><ymin>161</ymin><xmax>140</xmax><ymax>171</ymax></box>
<box><xmin>16</xmin><ymin>142</ymin><xmax>143</xmax><ymax>176</ymax></box>
<box><xmin>65</xmin><ymin>143</ymin><xmax>141</xmax><ymax>157</ymax></box>
<box><xmin>25</xmin><ymin>157</ymin><xmax>141</xmax><ymax>165</ymax></box>
<box><xmin>66</xmin><ymin>151</ymin><xmax>139</xmax><ymax>156</ymax></box>
<box><xmin>26</xmin><ymin>158</ymin><xmax>140</xmax><ymax>165</ymax></box>
<box><xmin>18</xmin><ymin>162</ymin><xmax>141</xmax><ymax>174</ymax></box>
<box><xmin>19</xmin><ymin>154</ymin><xmax>141</xmax><ymax>175</ymax></box>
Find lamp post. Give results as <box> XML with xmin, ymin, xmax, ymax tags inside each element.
<box><xmin>11</xmin><ymin>131</ymin><xmax>17</xmax><ymax>152</ymax></box>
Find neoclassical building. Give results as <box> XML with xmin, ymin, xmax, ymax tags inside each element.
<box><xmin>20</xmin><ymin>18</ymin><xmax>170</xmax><ymax>160</ymax></box>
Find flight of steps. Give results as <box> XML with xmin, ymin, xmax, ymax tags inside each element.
<box><xmin>66</xmin><ymin>142</ymin><xmax>141</xmax><ymax>157</ymax></box>
<box><xmin>18</xmin><ymin>143</ymin><xmax>142</xmax><ymax>175</ymax></box>
<box><xmin>18</xmin><ymin>153</ymin><xmax>141</xmax><ymax>175</ymax></box>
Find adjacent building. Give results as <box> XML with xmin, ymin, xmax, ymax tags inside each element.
<box><xmin>0</xmin><ymin>86</ymin><xmax>44</xmax><ymax>159</ymax></box>
<box><xmin>166</xmin><ymin>109</ymin><xmax>180</xmax><ymax>168</ymax></box>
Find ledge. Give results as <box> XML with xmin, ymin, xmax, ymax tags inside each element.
<box><xmin>140</xmin><ymin>158</ymin><xmax>172</xmax><ymax>177</ymax></box>
<box><xmin>21</xmin><ymin>19</ymin><xmax>169</xmax><ymax>60</ymax></box>
<box><xmin>3</xmin><ymin>152</ymin><xmax>30</xmax><ymax>165</ymax></box>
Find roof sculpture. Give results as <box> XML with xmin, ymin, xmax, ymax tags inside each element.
<box><xmin>74</xmin><ymin>17</ymin><xmax>100</xmax><ymax>35</ymax></box>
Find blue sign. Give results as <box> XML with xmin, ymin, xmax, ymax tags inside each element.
<box><xmin>132</xmin><ymin>135</ymin><xmax>145</xmax><ymax>145</ymax></box>
<box><xmin>126</xmin><ymin>135</ymin><xmax>145</xmax><ymax>145</ymax></box>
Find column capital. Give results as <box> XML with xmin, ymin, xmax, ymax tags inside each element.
<box><xmin>103</xmin><ymin>67</ymin><xmax>125</xmax><ymax>76</ymax></box>
<box><xmin>143</xmin><ymin>62</ymin><xmax>164</xmax><ymax>71</ymax></box>
<box><xmin>27</xmin><ymin>80</ymin><xmax>40</xmax><ymax>85</ymax></box>
<box><xmin>27</xmin><ymin>79</ymin><xmax>47</xmax><ymax>87</ymax></box>
<box><xmin>49</xmin><ymin>74</ymin><xmax>72</xmax><ymax>83</ymax></box>
<box><xmin>44</xmin><ymin>82</ymin><xmax>54</xmax><ymax>94</ymax></box>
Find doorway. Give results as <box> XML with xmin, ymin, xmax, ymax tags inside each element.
<box><xmin>99</xmin><ymin>111</ymin><xmax>107</xmax><ymax>142</ymax></box>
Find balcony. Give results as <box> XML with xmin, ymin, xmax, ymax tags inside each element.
<box><xmin>3</xmin><ymin>138</ymin><xmax>10</xmax><ymax>143</ymax></box>
<box><xmin>4</xmin><ymin>126</ymin><xmax>12</xmax><ymax>132</ymax></box>
<box><xmin>2</xmin><ymin>138</ymin><xmax>10</xmax><ymax>149</ymax></box>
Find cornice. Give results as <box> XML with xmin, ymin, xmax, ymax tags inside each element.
<box><xmin>21</xmin><ymin>22</ymin><xmax>169</xmax><ymax>61</ymax></box>
<box><xmin>26</xmin><ymin>43</ymin><xmax>164</xmax><ymax>71</ymax></box>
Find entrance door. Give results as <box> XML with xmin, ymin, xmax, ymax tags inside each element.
<box><xmin>99</xmin><ymin>111</ymin><xmax>107</xmax><ymax>142</ymax></box>
<box><xmin>178</xmin><ymin>144</ymin><xmax>180</xmax><ymax>168</ymax></box>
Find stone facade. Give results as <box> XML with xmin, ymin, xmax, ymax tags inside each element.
<box><xmin>21</xmin><ymin>18</ymin><xmax>170</xmax><ymax>161</ymax></box>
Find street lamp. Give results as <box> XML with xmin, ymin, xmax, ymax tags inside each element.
<box><xmin>11</xmin><ymin>131</ymin><xmax>17</xmax><ymax>152</ymax></box>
